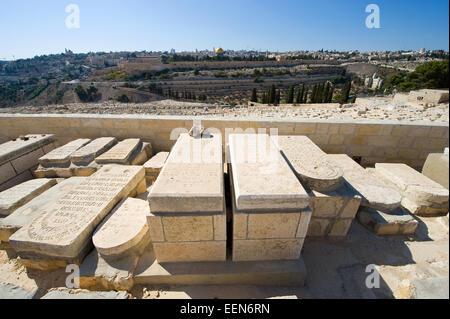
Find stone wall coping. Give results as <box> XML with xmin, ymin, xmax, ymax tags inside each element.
<box><xmin>0</xmin><ymin>113</ymin><xmax>448</xmax><ymax>127</ymax></box>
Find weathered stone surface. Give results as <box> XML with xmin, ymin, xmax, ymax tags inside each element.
<box><xmin>374</xmin><ymin>163</ymin><xmax>449</xmax><ymax>215</ymax></box>
<box><xmin>328</xmin><ymin>154</ymin><xmax>402</xmax><ymax>211</ymax></box>
<box><xmin>422</xmin><ymin>153</ymin><xmax>449</xmax><ymax>190</ymax></box>
<box><xmin>95</xmin><ymin>138</ymin><xmax>141</xmax><ymax>164</ymax></box>
<box><xmin>134</xmin><ymin>248</ymin><xmax>307</xmax><ymax>286</ymax></box>
<box><xmin>0</xmin><ymin>178</ymin><xmax>56</xmax><ymax>217</ymax></box>
<box><xmin>233</xmin><ymin>238</ymin><xmax>305</xmax><ymax>261</ymax></box>
<box><xmin>0</xmin><ymin>177</ymin><xmax>86</xmax><ymax>242</ymax></box>
<box><xmin>358</xmin><ymin>207</ymin><xmax>419</xmax><ymax>235</ymax></box>
<box><xmin>152</xmin><ymin>241</ymin><xmax>227</xmax><ymax>263</ymax></box>
<box><xmin>41</xmin><ymin>289</ymin><xmax>129</xmax><ymax>299</ymax></box>
<box><xmin>0</xmin><ymin>283</ymin><xmax>38</xmax><ymax>299</ymax></box>
<box><xmin>129</xmin><ymin>142</ymin><xmax>152</xmax><ymax>165</ymax></box>
<box><xmin>274</xmin><ymin>135</ymin><xmax>343</xmax><ymax>191</ymax></box>
<box><xmin>79</xmin><ymin>247</ymin><xmax>141</xmax><ymax>291</ymax></box>
<box><xmin>9</xmin><ymin>165</ymin><xmax>145</xmax><ymax>265</ymax></box>
<box><xmin>93</xmin><ymin>197</ymin><xmax>150</xmax><ymax>258</ymax></box>
<box><xmin>228</xmin><ymin>134</ymin><xmax>309</xmax><ymax>212</ymax></box>
<box><xmin>70</xmin><ymin>137</ymin><xmax>117</xmax><ymax>165</ymax></box>
<box><xmin>411</xmin><ymin>277</ymin><xmax>449</xmax><ymax>299</ymax></box>
<box><xmin>39</xmin><ymin>139</ymin><xmax>91</xmax><ymax>166</ymax></box>
<box><xmin>143</xmin><ymin>152</ymin><xmax>169</xmax><ymax>183</ymax></box>
<box><xmin>0</xmin><ymin>134</ymin><xmax>55</xmax><ymax>165</ymax></box>
<box><xmin>148</xmin><ymin>133</ymin><xmax>224</xmax><ymax>213</ymax></box>
<box><xmin>34</xmin><ymin>162</ymin><xmax>99</xmax><ymax>178</ymax></box>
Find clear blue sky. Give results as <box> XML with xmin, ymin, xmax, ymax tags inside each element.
<box><xmin>0</xmin><ymin>0</ymin><xmax>448</xmax><ymax>60</ymax></box>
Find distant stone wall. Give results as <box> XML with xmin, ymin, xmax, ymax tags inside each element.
<box><xmin>0</xmin><ymin>114</ymin><xmax>448</xmax><ymax>170</ymax></box>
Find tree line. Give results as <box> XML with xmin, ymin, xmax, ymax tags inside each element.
<box><xmin>250</xmin><ymin>81</ymin><xmax>352</xmax><ymax>105</ymax></box>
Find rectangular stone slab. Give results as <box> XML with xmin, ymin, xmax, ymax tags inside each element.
<box><xmin>0</xmin><ymin>134</ymin><xmax>55</xmax><ymax>166</ymax></box>
<box><xmin>70</xmin><ymin>137</ymin><xmax>117</xmax><ymax>165</ymax></box>
<box><xmin>0</xmin><ymin>177</ymin><xmax>86</xmax><ymax>242</ymax></box>
<box><xmin>357</xmin><ymin>207</ymin><xmax>419</xmax><ymax>235</ymax></box>
<box><xmin>9</xmin><ymin>165</ymin><xmax>145</xmax><ymax>263</ymax></box>
<box><xmin>0</xmin><ymin>178</ymin><xmax>57</xmax><ymax>216</ymax></box>
<box><xmin>143</xmin><ymin>152</ymin><xmax>169</xmax><ymax>175</ymax></box>
<box><xmin>95</xmin><ymin>138</ymin><xmax>141</xmax><ymax>164</ymax></box>
<box><xmin>39</xmin><ymin>139</ymin><xmax>91</xmax><ymax>166</ymax></box>
<box><xmin>328</xmin><ymin>154</ymin><xmax>402</xmax><ymax>212</ymax></box>
<box><xmin>148</xmin><ymin>133</ymin><xmax>224</xmax><ymax>214</ymax></box>
<box><xmin>422</xmin><ymin>153</ymin><xmax>449</xmax><ymax>190</ymax></box>
<box><xmin>274</xmin><ymin>135</ymin><xmax>343</xmax><ymax>192</ymax></box>
<box><xmin>374</xmin><ymin>163</ymin><xmax>449</xmax><ymax>207</ymax></box>
<box><xmin>228</xmin><ymin>134</ymin><xmax>309</xmax><ymax>212</ymax></box>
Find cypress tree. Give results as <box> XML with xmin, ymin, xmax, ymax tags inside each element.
<box><xmin>286</xmin><ymin>85</ymin><xmax>295</xmax><ymax>104</ymax></box>
<box><xmin>303</xmin><ymin>89</ymin><xmax>308</xmax><ymax>104</ymax></box>
<box><xmin>251</xmin><ymin>88</ymin><xmax>258</xmax><ymax>102</ymax></box>
<box><xmin>296</xmin><ymin>84</ymin><xmax>305</xmax><ymax>104</ymax></box>
<box><xmin>339</xmin><ymin>81</ymin><xmax>351</xmax><ymax>104</ymax></box>
<box><xmin>269</xmin><ymin>84</ymin><xmax>276</xmax><ymax>104</ymax></box>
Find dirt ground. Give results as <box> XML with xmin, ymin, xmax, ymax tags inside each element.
<box><xmin>1</xmin><ymin>213</ymin><xmax>448</xmax><ymax>299</ymax></box>
<box><xmin>1</xmin><ymin>97</ymin><xmax>448</xmax><ymax>123</ymax></box>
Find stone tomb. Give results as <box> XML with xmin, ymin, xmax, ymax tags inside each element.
<box><xmin>93</xmin><ymin>197</ymin><xmax>151</xmax><ymax>259</ymax></box>
<box><xmin>143</xmin><ymin>152</ymin><xmax>169</xmax><ymax>185</ymax></box>
<box><xmin>328</xmin><ymin>155</ymin><xmax>402</xmax><ymax>211</ymax></box>
<box><xmin>422</xmin><ymin>151</ymin><xmax>449</xmax><ymax>190</ymax></box>
<box><xmin>34</xmin><ymin>137</ymin><xmax>116</xmax><ymax>178</ymax></box>
<box><xmin>38</xmin><ymin>138</ymin><xmax>91</xmax><ymax>166</ymax></box>
<box><xmin>328</xmin><ymin>155</ymin><xmax>418</xmax><ymax>236</ymax></box>
<box><xmin>0</xmin><ymin>178</ymin><xmax>56</xmax><ymax>216</ymax></box>
<box><xmin>9</xmin><ymin>165</ymin><xmax>146</xmax><ymax>269</ymax></box>
<box><xmin>274</xmin><ymin>136</ymin><xmax>360</xmax><ymax>238</ymax></box>
<box><xmin>95</xmin><ymin>138</ymin><xmax>152</xmax><ymax>165</ymax></box>
<box><xmin>228</xmin><ymin>134</ymin><xmax>311</xmax><ymax>261</ymax></box>
<box><xmin>357</xmin><ymin>207</ymin><xmax>418</xmax><ymax>235</ymax></box>
<box><xmin>70</xmin><ymin>137</ymin><xmax>117</xmax><ymax>165</ymax></box>
<box><xmin>34</xmin><ymin>137</ymin><xmax>152</xmax><ymax>178</ymax></box>
<box><xmin>274</xmin><ymin>135</ymin><xmax>343</xmax><ymax>191</ymax></box>
<box><xmin>147</xmin><ymin>133</ymin><xmax>226</xmax><ymax>263</ymax></box>
<box><xmin>373</xmin><ymin>163</ymin><xmax>449</xmax><ymax>216</ymax></box>
<box><xmin>0</xmin><ymin>134</ymin><xmax>56</xmax><ymax>191</ymax></box>
<box><xmin>0</xmin><ymin>177</ymin><xmax>86</xmax><ymax>242</ymax></box>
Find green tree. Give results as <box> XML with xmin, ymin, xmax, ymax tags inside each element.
<box><xmin>285</xmin><ymin>85</ymin><xmax>295</xmax><ymax>104</ymax></box>
<box><xmin>268</xmin><ymin>85</ymin><xmax>276</xmax><ymax>104</ymax></box>
<box><xmin>339</xmin><ymin>81</ymin><xmax>352</xmax><ymax>104</ymax></box>
<box><xmin>250</xmin><ymin>88</ymin><xmax>258</xmax><ymax>102</ymax></box>
<box><xmin>116</xmin><ymin>94</ymin><xmax>129</xmax><ymax>103</ymax></box>
<box><xmin>193</xmin><ymin>67</ymin><xmax>200</xmax><ymax>76</ymax></box>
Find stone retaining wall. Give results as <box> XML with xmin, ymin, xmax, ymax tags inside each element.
<box><xmin>0</xmin><ymin>114</ymin><xmax>448</xmax><ymax>170</ymax></box>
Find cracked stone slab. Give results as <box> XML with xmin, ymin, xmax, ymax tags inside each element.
<box><xmin>357</xmin><ymin>207</ymin><xmax>419</xmax><ymax>235</ymax></box>
<box><xmin>273</xmin><ymin>135</ymin><xmax>343</xmax><ymax>192</ymax></box>
<box><xmin>70</xmin><ymin>137</ymin><xmax>117</xmax><ymax>165</ymax></box>
<box><xmin>0</xmin><ymin>178</ymin><xmax>57</xmax><ymax>217</ymax></box>
<box><xmin>39</xmin><ymin>139</ymin><xmax>91</xmax><ymax>166</ymax></box>
<box><xmin>93</xmin><ymin>197</ymin><xmax>150</xmax><ymax>259</ymax></box>
<box><xmin>328</xmin><ymin>154</ymin><xmax>402</xmax><ymax>211</ymax></box>
<box><xmin>95</xmin><ymin>138</ymin><xmax>141</xmax><ymax>165</ymax></box>
<box><xmin>374</xmin><ymin>163</ymin><xmax>449</xmax><ymax>215</ymax></box>
<box><xmin>0</xmin><ymin>177</ymin><xmax>86</xmax><ymax>242</ymax></box>
<box><xmin>0</xmin><ymin>134</ymin><xmax>55</xmax><ymax>166</ymax></box>
<box><xmin>9</xmin><ymin>165</ymin><xmax>145</xmax><ymax>265</ymax></box>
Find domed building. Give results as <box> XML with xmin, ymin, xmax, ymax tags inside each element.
<box><xmin>215</xmin><ymin>47</ymin><xmax>224</xmax><ymax>56</ymax></box>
